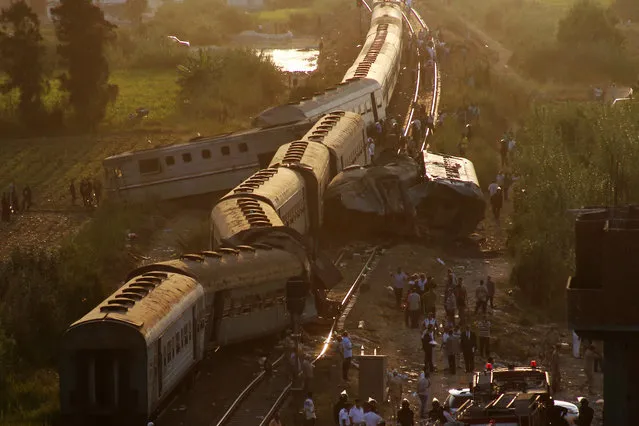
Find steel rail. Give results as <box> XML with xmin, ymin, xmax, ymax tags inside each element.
<box><xmin>258</xmin><ymin>247</ymin><xmax>380</xmax><ymax>426</ymax></box>
<box><xmin>410</xmin><ymin>8</ymin><xmax>441</xmax><ymax>151</ymax></box>
<box><xmin>401</xmin><ymin>10</ymin><xmax>421</xmax><ymax>139</ymax></box>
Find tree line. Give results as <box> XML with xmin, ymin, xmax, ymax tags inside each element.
<box><xmin>0</xmin><ymin>0</ymin><xmax>116</xmax><ymax>132</ymax></box>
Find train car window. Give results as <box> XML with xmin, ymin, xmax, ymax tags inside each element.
<box><xmin>114</xmin><ymin>168</ymin><xmax>123</xmax><ymax>178</ymax></box>
<box><xmin>221</xmin><ymin>146</ymin><xmax>230</xmax><ymax>156</ymax></box>
<box><xmin>182</xmin><ymin>153</ymin><xmax>192</xmax><ymax>163</ymax></box>
<box><xmin>165</xmin><ymin>156</ymin><xmax>175</xmax><ymax>166</ymax></box>
<box><xmin>188</xmin><ymin>322</ymin><xmax>192</xmax><ymax>342</ymax></box>
<box><xmin>183</xmin><ymin>326</ymin><xmax>187</xmax><ymax>346</ymax></box>
<box><xmin>138</xmin><ymin>158</ymin><xmax>160</xmax><ymax>174</ymax></box>
<box><xmin>176</xmin><ymin>332</ymin><xmax>181</xmax><ymax>353</ymax></box>
<box><xmin>366</xmin><ymin>101</ymin><xmax>372</xmax><ymax>112</ymax></box>
<box><xmin>202</xmin><ymin>149</ymin><xmax>211</xmax><ymax>159</ymax></box>
<box><xmin>239</xmin><ymin>143</ymin><xmax>248</xmax><ymax>153</ymax></box>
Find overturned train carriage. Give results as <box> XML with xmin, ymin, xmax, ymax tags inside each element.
<box><xmin>60</xmin><ymin>246</ymin><xmax>314</xmax><ymax>426</ymax></box>
<box><xmin>409</xmin><ymin>151</ymin><xmax>485</xmax><ymax>235</ymax></box>
<box><xmin>102</xmin><ymin>120</ymin><xmax>313</xmax><ymax>203</ymax></box>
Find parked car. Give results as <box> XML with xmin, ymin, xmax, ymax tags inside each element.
<box><xmin>553</xmin><ymin>399</ymin><xmax>579</xmax><ymax>423</ymax></box>
<box><xmin>444</xmin><ymin>388</ymin><xmax>473</xmax><ymax>415</ymax></box>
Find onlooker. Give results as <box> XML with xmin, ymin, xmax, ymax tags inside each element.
<box><xmin>461</xmin><ymin>324</ymin><xmax>477</xmax><ymax>373</ymax></box>
<box><xmin>304</xmin><ymin>392</ymin><xmax>317</xmax><ymax>425</ymax></box>
<box><xmin>475</xmin><ymin>281</ymin><xmax>488</xmax><ymax>315</ymax></box>
<box><xmin>341</xmin><ymin>332</ymin><xmax>353</xmax><ymax>381</ymax></box>
<box><xmin>576</xmin><ymin>398</ymin><xmax>594</xmax><ymax>426</ymax></box>
<box><xmin>477</xmin><ymin>315</ymin><xmax>491</xmax><ymax>358</ymax></box>
<box><xmin>391</xmin><ymin>268</ymin><xmax>408</xmax><ymax>308</ymax></box>
<box><xmin>387</xmin><ymin>370</ymin><xmax>404</xmax><ymax>419</ymax></box>
<box><xmin>417</xmin><ymin>369</ymin><xmax>431</xmax><ymax>419</ymax></box>
<box><xmin>339</xmin><ymin>401</ymin><xmax>353</xmax><ymax>426</ymax></box>
<box><xmin>486</xmin><ymin>276</ymin><xmax>495</xmax><ymax>309</ymax></box>
<box><xmin>406</xmin><ymin>287</ymin><xmax>422</xmax><ymax>328</ymax></box>
<box><xmin>349</xmin><ymin>399</ymin><xmax>365</xmax><ymax>426</ymax></box>
<box><xmin>397</xmin><ymin>399</ymin><xmax>414</xmax><ymax>426</ymax></box>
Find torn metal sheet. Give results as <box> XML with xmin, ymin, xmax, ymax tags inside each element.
<box><xmin>409</xmin><ymin>151</ymin><xmax>485</xmax><ymax>235</ymax></box>
<box><xmin>324</xmin><ymin>151</ymin><xmax>421</xmax><ymax>234</ymax></box>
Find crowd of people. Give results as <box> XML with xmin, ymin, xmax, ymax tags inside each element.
<box><xmin>1</xmin><ymin>182</ymin><xmax>32</xmax><ymax>222</ymax></box>
<box><xmin>69</xmin><ymin>177</ymin><xmax>103</xmax><ymax>209</ymax></box>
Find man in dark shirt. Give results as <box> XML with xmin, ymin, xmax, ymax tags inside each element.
<box><xmin>575</xmin><ymin>398</ymin><xmax>594</xmax><ymax>426</ymax></box>
<box><xmin>397</xmin><ymin>399</ymin><xmax>414</xmax><ymax>426</ymax></box>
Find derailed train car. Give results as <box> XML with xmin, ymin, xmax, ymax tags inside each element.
<box><xmin>210</xmin><ymin>111</ymin><xmax>368</xmax><ymax>249</ymax></box>
<box><xmin>60</xmin><ymin>245</ymin><xmax>316</xmax><ymax>426</ymax></box>
<box><xmin>410</xmin><ymin>151</ymin><xmax>485</xmax><ymax>235</ymax></box>
<box><xmin>323</xmin><ymin>151</ymin><xmax>422</xmax><ymax>235</ymax></box>
<box><xmin>324</xmin><ymin>151</ymin><xmax>485</xmax><ymax>236</ymax></box>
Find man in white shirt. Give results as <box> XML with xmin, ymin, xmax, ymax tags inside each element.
<box><xmin>363</xmin><ymin>408</ymin><xmax>383</xmax><ymax>426</ymax></box>
<box><xmin>391</xmin><ymin>267</ymin><xmax>408</xmax><ymax>308</ymax></box>
<box><xmin>341</xmin><ymin>331</ymin><xmax>353</xmax><ymax>381</ymax></box>
<box><xmin>488</xmin><ymin>181</ymin><xmax>500</xmax><ymax>198</ymax></box>
<box><xmin>304</xmin><ymin>392</ymin><xmax>316</xmax><ymax>425</ymax></box>
<box><xmin>367</xmin><ymin>138</ymin><xmax>375</xmax><ymax>164</ymax></box>
<box><xmin>349</xmin><ymin>399</ymin><xmax>365</xmax><ymax>426</ymax></box>
<box><xmin>417</xmin><ymin>369</ymin><xmax>431</xmax><ymax>419</ymax></box>
<box><xmin>339</xmin><ymin>401</ymin><xmax>353</xmax><ymax>426</ymax></box>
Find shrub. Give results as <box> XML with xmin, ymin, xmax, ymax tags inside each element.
<box><xmin>177</xmin><ymin>48</ymin><xmax>285</xmax><ymax>120</ymax></box>
<box><xmin>508</xmin><ymin>102</ymin><xmax>639</xmax><ymax>307</ymax></box>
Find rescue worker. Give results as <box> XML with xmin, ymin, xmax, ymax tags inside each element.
<box><xmin>339</xmin><ymin>401</ymin><xmax>353</xmax><ymax>426</ymax></box>
<box><xmin>349</xmin><ymin>399</ymin><xmax>365</xmax><ymax>426</ymax></box>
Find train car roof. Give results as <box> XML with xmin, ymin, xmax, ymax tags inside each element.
<box><xmin>212</xmin><ymin>196</ymin><xmax>285</xmax><ymax>239</ymax></box>
<box><xmin>423</xmin><ymin>151</ymin><xmax>480</xmax><ymax>186</ymax></box>
<box><xmin>268</xmin><ymin>140</ymin><xmax>331</xmax><ymax>179</ymax></box>
<box><xmin>302</xmin><ymin>111</ymin><xmax>364</xmax><ymax>156</ymax></box>
<box><xmin>222</xmin><ymin>166</ymin><xmax>305</xmax><ymax>208</ymax></box>
<box><xmin>103</xmin><ymin>120</ymin><xmax>310</xmax><ymax>162</ymax></box>
<box><xmin>255</xmin><ymin>79</ymin><xmax>380</xmax><ymax>127</ymax></box>
<box><xmin>139</xmin><ymin>247</ymin><xmax>308</xmax><ymax>291</ymax></box>
<box><xmin>68</xmin><ymin>271</ymin><xmax>202</xmax><ymax>336</ymax></box>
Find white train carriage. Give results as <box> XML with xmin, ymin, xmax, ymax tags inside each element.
<box><xmin>256</xmin><ymin>78</ymin><xmax>385</xmax><ymax>129</ymax></box>
<box><xmin>59</xmin><ymin>271</ymin><xmax>206</xmax><ymax>426</ymax></box>
<box><xmin>102</xmin><ymin>120</ymin><xmax>312</xmax><ymax>203</ymax></box>
<box><xmin>342</xmin><ymin>2</ymin><xmax>404</xmax><ymax>111</ymax></box>
<box><xmin>60</xmin><ymin>245</ymin><xmax>315</xmax><ymax>425</ymax></box>
<box><xmin>300</xmin><ymin>111</ymin><xmax>369</xmax><ymax>176</ymax></box>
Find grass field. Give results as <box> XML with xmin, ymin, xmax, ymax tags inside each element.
<box><xmin>444</xmin><ymin>0</ymin><xmax>615</xmax><ymax>50</ymax></box>
<box><xmin>0</xmin><ymin>67</ymin><xmax>248</xmax><ymax>207</ymax></box>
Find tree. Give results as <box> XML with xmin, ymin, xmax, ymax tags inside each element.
<box><xmin>0</xmin><ymin>0</ymin><xmax>46</xmax><ymax>127</ymax></box>
<box><xmin>125</xmin><ymin>0</ymin><xmax>147</xmax><ymax>25</ymax></box>
<box><xmin>51</xmin><ymin>0</ymin><xmax>117</xmax><ymax>129</ymax></box>
<box><xmin>557</xmin><ymin>0</ymin><xmax>624</xmax><ymax>48</ymax></box>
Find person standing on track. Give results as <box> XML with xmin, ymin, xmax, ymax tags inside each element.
<box><xmin>341</xmin><ymin>331</ymin><xmax>353</xmax><ymax>381</ymax></box>
<box><xmin>304</xmin><ymin>392</ymin><xmax>317</xmax><ymax>425</ymax></box>
<box><xmin>367</xmin><ymin>137</ymin><xmax>375</xmax><ymax>164</ymax></box>
<box><xmin>391</xmin><ymin>268</ymin><xmax>408</xmax><ymax>309</ymax></box>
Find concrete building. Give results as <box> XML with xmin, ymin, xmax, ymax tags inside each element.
<box><xmin>567</xmin><ymin>205</ymin><xmax>639</xmax><ymax>425</ymax></box>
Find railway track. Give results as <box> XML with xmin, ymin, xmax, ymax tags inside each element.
<box><xmin>214</xmin><ymin>246</ymin><xmax>381</xmax><ymax>426</ymax></box>
<box><xmin>401</xmin><ymin>5</ymin><xmax>442</xmax><ymax>150</ymax></box>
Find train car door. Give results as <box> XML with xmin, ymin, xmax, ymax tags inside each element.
<box><xmin>192</xmin><ymin>307</ymin><xmax>197</xmax><ymax>360</ymax></box>
<box><xmin>156</xmin><ymin>340</ymin><xmax>162</xmax><ymax>397</ymax></box>
<box><xmin>210</xmin><ymin>291</ymin><xmax>228</xmax><ymax>344</ymax></box>
<box><xmin>370</xmin><ymin>93</ymin><xmax>379</xmax><ymax>123</ymax></box>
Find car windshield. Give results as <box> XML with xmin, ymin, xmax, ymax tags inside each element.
<box><xmin>448</xmin><ymin>394</ymin><xmax>471</xmax><ymax>409</ymax></box>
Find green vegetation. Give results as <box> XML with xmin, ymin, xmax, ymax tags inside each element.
<box><xmin>0</xmin><ymin>202</ymin><xmax>158</xmax><ymax>422</ymax></box>
<box><xmin>508</xmin><ymin>101</ymin><xmax>639</xmax><ymax>310</ymax></box>
<box><xmin>177</xmin><ymin>49</ymin><xmax>285</xmax><ymax>121</ymax></box>
<box><xmin>0</xmin><ymin>0</ymin><xmax>46</xmax><ymax>129</ymax></box>
<box><xmin>432</xmin><ymin>0</ymin><xmax>638</xmax><ymax>84</ymax></box>
<box><xmin>52</xmin><ymin>0</ymin><xmax>117</xmax><ymax>130</ymax></box>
